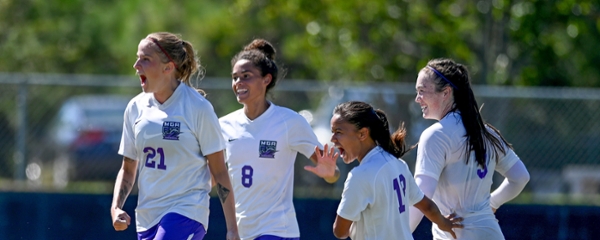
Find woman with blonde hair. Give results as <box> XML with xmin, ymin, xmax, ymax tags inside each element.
<box><xmin>111</xmin><ymin>32</ymin><xmax>239</xmax><ymax>240</ymax></box>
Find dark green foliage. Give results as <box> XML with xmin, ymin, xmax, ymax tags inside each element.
<box><xmin>0</xmin><ymin>0</ymin><xmax>598</xmax><ymax>87</ymax></box>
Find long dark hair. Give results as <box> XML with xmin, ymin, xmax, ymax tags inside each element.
<box><xmin>424</xmin><ymin>58</ymin><xmax>512</xmax><ymax>168</ymax></box>
<box><xmin>333</xmin><ymin>101</ymin><xmax>412</xmax><ymax>158</ymax></box>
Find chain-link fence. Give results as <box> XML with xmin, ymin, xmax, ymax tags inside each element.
<box><xmin>1</xmin><ymin>73</ymin><xmax>599</xmax><ymax>204</ymax></box>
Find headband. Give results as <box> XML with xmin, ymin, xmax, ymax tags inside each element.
<box><xmin>426</xmin><ymin>66</ymin><xmax>457</xmax><ymax>89</ymax></box>
<box><xmin>148</xmin><ymin>37</ymin><xmax>179</xmax><ymax>70</ymax></box>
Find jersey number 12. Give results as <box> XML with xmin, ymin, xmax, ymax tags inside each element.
<box><xmin>392</xmin><ymin>174</ymin><xmax>407</xmax><ymax>214</ymax></box>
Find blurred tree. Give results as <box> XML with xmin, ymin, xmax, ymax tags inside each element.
<box><xmin>508</xmin><ymin>0</ymin><xmax>600</xmax><ymax>87</ymax></box>
<box><xmin>0</xmin><ymin>0</ymin><xmax>598</xmax><ymax>86</ymax></box>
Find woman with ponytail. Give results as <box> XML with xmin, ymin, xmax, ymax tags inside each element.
<box><xmin>315</xmin><ymin>101</ymin><xmax>462</xmax><ymax>239</ymax></box>
<box><xmin>111</xmin><ymin>32</ymin><xmax>239</xmax><ymax>240</ymax></box>
<box><xmin>218</xmin><ymin>39</ymin><xmax>340</xmax><ymax>240</ymax></box>
<box><xmin>409</xmin><ymin>58</ymin><xmax>530</xmax><ymax>240</ymax></box>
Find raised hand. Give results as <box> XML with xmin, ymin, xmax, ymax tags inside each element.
<box><xmin>304</xmin><ymin>144</ymin><xmax>340</xmax><ymax>181</ymax></box>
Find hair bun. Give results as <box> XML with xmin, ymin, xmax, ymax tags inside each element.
<box><xmin>243</xmin><ymin>39</ymin><xmax>276</xmax><ymax>60</ymax></box>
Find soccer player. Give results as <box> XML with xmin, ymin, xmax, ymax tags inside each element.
<box><xmin>110</xmin><ymin>32</ymin><xmax>239</xmax><ymax>240</ymax></box>
<box><xmin>409</xmin><ymin>58</ymin><xmax>530</xmax><ymax>239</ymax></box>
<box><xmin>317</xmin><ymin>101</ymin><xmax>462</xmax><ymax>240</ymax></box>
<box><xmin>219</xmin><ymin>38</ymin><xmax>340</xmax><ymax>240</ymax></box>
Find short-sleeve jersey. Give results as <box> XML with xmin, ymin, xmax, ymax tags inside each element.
<box><xmin>415</xmin><ymin>112</ymin><xmax>519</xmax><ymax>236</ymax></box>
<box><xmin>119</xmin><ymin>83</ymin><xmax>225</xmax><ymax>232</ymax></box>
<box><xmin>219</xmin><ymin>103</ymin><xmax>322</xmax><ymax>240</ymax></box>
<box><xmin>336</xmin><ymin>146</ymin><xmax>424</xmax><ymax>240</ymax></box>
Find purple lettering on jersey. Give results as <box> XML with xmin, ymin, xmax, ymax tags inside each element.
<box><xmin>393</xmin><ymin>174</ymin><xmax>407</xmax><ymax>214</ymax></box>
<box><xmin>144</xmin><ymin>146</ymin><xmax>167</xmax><ymax>170</ymax></box>
<box><xmin>241</xmin><ymin>165</ymin><xmax>253</xmax><ymax>188</ymax></box>
<box><xmin>477</xmin><ymin>153</ymin><xmax>488</xmax><ymax>179</ymax></box>
<box><xmin>477</xmin><ymin>165</ymin><xmax>488</xmax><ymax>179</ymax></box>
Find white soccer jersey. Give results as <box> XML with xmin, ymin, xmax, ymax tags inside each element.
<box><xmin>119</xmin><ymin>83</ymin><xmax>225</xmax><ymax>232</ymax></box>
<box><xmin>219</xmin><ymin>103</ymin><xmax>322</xmax><ymax>240</ymax></box>
<box><xmin>337</xmin><ymin>146</ymin><xmax>424</xmax><ymax>240</ymax></box>
<box><xmin>415</xmin><ymin>112</ymin><xmax>519</xmax><ymax>239</ymax></box>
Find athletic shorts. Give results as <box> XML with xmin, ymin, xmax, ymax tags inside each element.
<box><xmin>255</xmin><ymin>235</ymin><xmax>300</xmax><ymax>240</ymax></box>
<box><xmin>138</xmin><ymin>212</ymin><xmax>206</xmax><ymax>240</ymax></box>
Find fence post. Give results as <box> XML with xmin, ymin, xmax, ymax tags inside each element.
<box><xmin>14</xmin><ymin>76</ymin><xmax>27</xmax><ymax>181</ymax></box>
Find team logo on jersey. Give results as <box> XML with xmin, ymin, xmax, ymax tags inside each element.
<box><xmin>259</xmin><ymin>140</ymin><xmax>277</xmax><ymax>158</ymax></box>
<box><xmin>162</xmin><ymin>121</ymin><xmax>181</xmax><ymax>140</ymax></box>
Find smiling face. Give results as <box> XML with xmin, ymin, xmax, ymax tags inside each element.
<box><xmin>231</xmin><ymin>59</ymin><xmax>271</xmax><ymax>105</ymax></box>
<box><xmin>415</xmin><ymin>70</ymin><xmax>451</xmax><ymax>120</ymax></box>
<box><xmin>330</xmin><ymin>114</ymin><xmax>365</xmax><ymax>164</ymax></box>
<box><xmin>133</xmin><ymin>39</ymin><xmax>169</xmax><ymax>93</ymax></box>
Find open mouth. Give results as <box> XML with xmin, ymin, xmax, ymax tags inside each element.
<box><xmin>140</xmin><ymin>75</ymin><xmax>147</xmax><ymax>85</ymax></box>
<box><xmin>236</xmin><ymin>88</ymin><xmax>248</xmax><ymax>96</ymax></box>
<box><xmin>337</xmin><ymin>146</ymin><xmax>345</xmax><ymax>158</ymax></box>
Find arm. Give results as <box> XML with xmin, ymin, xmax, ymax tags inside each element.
<box><xmin>490</xmin><ymin>160</ymin><xmax>530</xmax><ymax>211</ymax></box>
<box><xmin>288</xmin><ymin>114</ymin><xmax>340</xmax><ymax>183</ymax></box>
<box><xmin>206</xmin><ymin>150</ymin><xmax>239</xmax><ymax>240</ymax></box>
<box><xmin>333</xmin><ymin>215</ymin><xmax>352</xmax><ymax>239</ymax></box>
<box><xmin>208</xmin><ymin>166</ymin><xmax>217</xmax><ymax>188</ymax></box>
<box><xmin>409</xmin><ymin>175</ymin><xmax>438</xmax><ymax>232</ymax></box>
<box><xmin>413</xmin><ymin>196</ymin><xmax>463</xmax><ymax>239</ymax></box>
<box><xmin>110</xmin><ymin>157</ymin><xmax>138</xmax><ymax>231</ymax></box>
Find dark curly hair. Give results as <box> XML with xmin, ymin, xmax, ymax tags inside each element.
<box><xmin>231</xmin><ymin>39</ymin><xmax>284</xmax><ymax>94</ymax></box>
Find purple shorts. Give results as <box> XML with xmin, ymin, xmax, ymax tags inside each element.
<box><xmin>255</xmin><ymin>235</ymin><xmax>300</xmax><ymax>240</ymax></box>
<box><xmin>137</xmin><ymin>212</ymin><xmax>206</xmax><ymax>240</ymax></box>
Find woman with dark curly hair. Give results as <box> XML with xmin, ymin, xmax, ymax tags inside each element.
<box><xmin>219</xmin><ymin>39</ymin><xmax>340</xmax><ymax>240</ymax></box>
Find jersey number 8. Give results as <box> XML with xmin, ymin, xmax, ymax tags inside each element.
<box><xmin>242</xmin><ymin>165</ymin><xmax>253</xmax><ymax>188</ymax></box>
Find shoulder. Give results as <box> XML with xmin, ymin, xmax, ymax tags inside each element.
<box><xmin>182</xmin><ymin>85</ymin><xmax>215</xmax><ymax>111</ymax></box>
<box><xmin>347</xmin><ymin>166</ymin><xmax>371</xmax><ymax>185</ymax></box>
<box><xmin>393</xmin><ymin>156</ymin><xmax>410</xmax><ymax>169</ymax></box>
<box><xmin>347</xmin><ymin>157</ymin><xmax>388</xmax><ymax>188</ymax></box>
<box><xmin>438</xmin><ymin>112</ymin><xmax>464</xmax><ymax>131</ymax></box>
<box><xmin>484</xmin><ymin>124</ymin><xmax>511</xmax><ymax>150</ymax></box>
<box><xmin>219</xmin><ymin>109</ymin><xmax>243</xmax><ymax>124</ymax></box>
<box><xmin>420</xmin><ymin>122</ymin><xmax>445</xmax><ymax>141</ymax></box>
<box><xmin>272</xmin><ymin>104</ymin><xmax>310</xmax><ymax>124</ymax></box>
<box><xmin>131</xmin><ymin>91</ymin><xmax>149</xmax><ymax>102</ymax></box>
<box><xmin>273</xmin><ymin>104</ymin><xmax>299</xmax><ymax>116</ymax></box>
<box><xmin>378</xmin><ymin>151</ymin><xmax>410</xmax><ymax>172</ymax></box>
<box><xmin>354</xmin><ymin>153</ymin><xmax>390</xmax><ymax>176</ymax></box>
<box><xmin>185</xmin><ymin>86</ymin><xmax>211</xmax><ymax>105</ymax></box>
<box><xmin>126</xmin><ymin>92</ymin><xmax>149</xmax><ymax>110</ymax></box>
<box><xmin>421</xmin><ymin>113</ymin><xmax>463</xmax><ymax>141</ymax></box>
